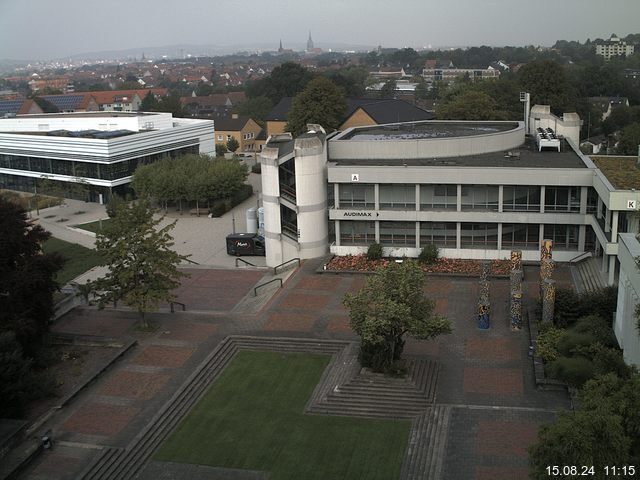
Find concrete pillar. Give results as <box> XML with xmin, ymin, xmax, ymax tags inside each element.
<box><xmin>498</xmin><ymin>185</ymin><xmax>504</xmax><ymax>213</ymax></box>
<box><xmin>415</xmin><ymin>184</ymin><xmax>420</xmax><ymax>212</ymax></box>
<box><xmin>334</xmin><ymin>183</ymin><xmax>340</xmax><ymax>208</ymax></box>
<box><xmin>334</xmin><ymin>220</ymin><xmax>341</xmax><ymax>246</ymax></box>
<box><xmin>375</xmin><ymin>221</ymin><xmax>380</xmax><ymax>243</ymax></box>
<box><xmin>605</xmin><ymin>208</ymin><xmax>612</xmax><ymax>233</ymax></box>
<box><xmin>578</xmin><ymin>225</ymin><xmax>586</xmax><ymax>251</ymax></box>
<box><xmin>415</xmin><ymin>222</ymin><xmax>420</xmax><ymax>248</ymax></box>
<box><xmin>579</xmin><ymin>186</ymin><xmax>588</xmax><ymax>215</ymax></box>
<box><xmin>456</xmin><ymin>184</ymin><xmax>462</xmax><ymax>212</ymax></box>
<box><xmin>497</xmin><ymin>223</ymin><xmax>503</xmax><ymax>251</ymax></box>
<box><xmin>611</xmin><ymin>211</ymin><xmax>619</xmax><ymax>240</ymax></box>
<box><xmin>597</xmin><ymin>197</ymin><xmax>603</xmax><ymax>219</ymax></box>
<box><xmin>602</xmin><ymin>252</ymin><xmax>608</xmax><ymax>273</ymax></box>
<box><xmin>456</xmin><ymin>222</ymin><xmax>461</xmax><ymax>249</ymax></box>
<box><xmin>539</xmin><ymin>224</ymin><xmax>545</xmax><ymax>250</ymax></box>
<box><xmin>540</xmin><ymin>185</ymin><xmax>546</xmax><ymax>213</ymax></box>
<box><xmin>609</xmin><ymin>255</ymin><xmax>616</xmax><ymax>285</ymax></box>
<box><xmin>293</xmin><ymin>135</ymin><xmax>328</xmax><ymax>260</ymax></box>
<box><xmin>374</xmin><ymin>184</ymin><xmax>380</xmax><ymax>210</ymax></box>
<box><xmin>260</xmin><ymin>146</ymin><xmax>284</xmax><ymax>267</ymax></box>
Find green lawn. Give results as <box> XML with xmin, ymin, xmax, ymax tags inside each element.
<box><xmin>74</xmin><ymin>218</ymin><xmax>112</xmax><ymax>234</ymax></box>
<box><xmin>42</xmin><ymin>237</ymin><xmax>103</xmax><ymax>285</ymax></box>
<box><xmin>156</xmin><ymin>351</ymin><xmax>410</xmax><ymax>480</ymax></box>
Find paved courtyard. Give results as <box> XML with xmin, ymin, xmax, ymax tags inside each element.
<box><xmin>18</xmin><ymin>260</ymin><xmax>571</xmax><ymax>480</ymax></box>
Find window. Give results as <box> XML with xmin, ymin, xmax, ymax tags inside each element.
<box><xmin>502</xmin><ymin>186</ymin><xmax>541</xmax><ymax>212</ymax></box>
<box><xmin>460</xmin><ymin>223</ymin><xmax>499</xmax><ymax>248</ymax></box>
<box><xmin>338</xmin><ymin>184</ymin><xmax>374</xmax><ymax>209</ymax></box>
<box><xmin>544</xmin><ymin>224</ymin><xmax>579</xmax><ymax>250</ymax></box>
<box><xmin>420</xmin><ymin>184</ymin><xmax>456</xmax><ymax>210</ymax></box>
<box><xmin>379</xmin><ymin>184</ymin><xmax>415</xmax><ymax>209</ymax></box>
<box><xmin>461</xmin><ymin>185</ymin><xmax>499</xmax><ymax>211</ymax></box>
<box><xmin>227</xmin><ymin>135</ymin><xmax>232</xmax><ymax>141</ymax></box>
<box><xmin>545</xmin><ymin>187</ymin><xmax>580</xmax><ymax>212</ymax></box>
<box><xmin>420</xmin><ymin>222</ymin><xmax>456</xmax><ymax>247</ymax></box>
<box><xmin>502</xmin><ymin>224</ymin><xmax>539</xmax><ymax>249</ymax></box>
<box><xmin>217</xmin><ymin>135</ymin><xmax>223</xmax><ymax>141</ymax></box>
<box><xmin>340</xmin><ymin>221</ymin><xmax>376</xmax><ymax>245</ymax></box>
<box><xmin>380</xmin><ymin>221</ymin><xmax>416</xmax><ymax>246</ymax></box>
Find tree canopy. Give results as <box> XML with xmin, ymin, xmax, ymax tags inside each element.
<box><xmin>132</xmin><ymin>154</ymin><xmax>248</xmax><ymax>212</ymax></box>
<box><xmin>0</xmin><ymin>197</ymin><xmax>62</xmax><ymax>355</ymax></box>
<box><xmin>285</xmin><ymin>76</ymin><xmax>347</xmax><ymax>136</ymax></box>
<box><xmin>87</xmin><ymin>199</ymin><xmax>189</xmax><ymax>327</ymax></box>
<box><xmin>617</xmin><ymin>122</ymin><xmax>640</xmax><ymax>155</ymax></box>
<box><xmin>518</xmin><ymin>59</ymin><xmax>577</xmax><ymax>114</ymax></box>
<box><xmin>343</xmin><ymin>261</ymin><xmax>452</xmax><ymax>372</ymax></box>
<box><xmin>436</xmin><ymin>89</ymin><xmax>511</xmax><ymax>120</ymax></box>
<box><xmin>245</xmin><ymin>62</ymin><xmax>315</xmax><ymax>103</ymax></box>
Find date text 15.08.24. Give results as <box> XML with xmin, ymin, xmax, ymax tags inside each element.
<box><xmin>546</xmin><ymin>465</ymin><xmax>636</xmax><ymax>476</ymax></box>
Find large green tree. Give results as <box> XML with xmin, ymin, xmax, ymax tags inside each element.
<box><xmin>285</xmin><ymin>77</ymin><xmax>347</xmax><ymax>136</ymax></box>
<box><xmin>235</xmin><ymin>96</ymin><xmax>273</xmax><ymax>126</ymax></box>
<box><xmin>518</xmin><ymin>59</ymin><xmax>577</xmax><ymax>114</ymax></box>
<box><xmin>343</xmin><ymin>261</ymin><xmax>452</xmax><ymax>372</ymax></box>
<box><xmin>436</xmin><ymin>90</ymin><xmax>510</xmax><ymax>120</ymax></box>
<box><xmin>87</xmin><ymin>200</ymin><xmax>189</xmax><ymax>328</ymax></box>
<box><xmin>0</xmin><ymin>197</ymin><xmax>62</xmax><ymax>355</ymax></box>
<box><xmin>617</xmin><ymin>122</ymin><xmax>640</xmax><ymax>155</ymax></box>
<box><xmin>529</xmin><ymin>410</ymin><xmax>631</xmax><ymax>480</ymax></box>
<box><xmin>245</xmin><ymin>62</ymin><xmax>315</xmax><ymax>103</ymax></box>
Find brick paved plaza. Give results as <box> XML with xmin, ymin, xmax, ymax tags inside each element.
<box><xmin>19</xmin><ymin>260</ymin><xmax>571</xmax><ymax>480</ymax></box>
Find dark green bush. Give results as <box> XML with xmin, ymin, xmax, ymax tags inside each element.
<box><xmin>209</xmin><ymin>185</ymin><xmax>253</xmax><ymax>218</ymax></box>
<box><xmin>536</xmin><ymin>326</ymin><xmax>567</xmax><ymax>362</ymax></box>
<box><xmin>593</xmin><ymin>347</ymin><xmax>630</xmax><ymax>379</ymax></box>
<box><xmin>557</xmin><ymin>330</ymin><xmax>600</xmax><ymax>357</ymax></box>
<box><xmin>367</xmin><ymin>242</ymin><xmax>383</xmax><ymax>261</ymax></box>
<box><xmin>553</xmin><ymin>286</ymin><xmax>618</xmax><ymax>329</ymax></box>
<box><xmin>571</xmin><ymin>315</ymin><xmax>617</xmax><ymax>347</ymax></box>
<box><xmin>553</xmin><ymin>288</ymin><xmax>582</xmax><ymax>327</ymax></box>
<box><xmin>546</xmin><ymin>356</ymin><xmax>596</xmax><ymax>388</ymax></box>
<box><xmin>418</xmin><ymin>244</ymin><xmax>439</xmax><ymax>265</ymax></box>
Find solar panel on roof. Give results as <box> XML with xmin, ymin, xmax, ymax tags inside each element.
<box><xmin>42</xmin><ymin>95</ymin><xmax>84</xmax><ymax>110</ymax></box>
<box><xmin>0</xmin><ymin>100</ymin><xmax>24</xmax><ymax>115</ymax></box>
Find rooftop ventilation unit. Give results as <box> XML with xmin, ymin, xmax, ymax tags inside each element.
<box><xmin>535</xmin><ymin>127</ymin><xmax>560</xmax><ymax>152</ymax></box>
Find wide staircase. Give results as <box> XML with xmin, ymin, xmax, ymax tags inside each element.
<box><xmin>574</xmin><ymin>256</ymin><xmax>607</xmax><ymax>293</ymax></box>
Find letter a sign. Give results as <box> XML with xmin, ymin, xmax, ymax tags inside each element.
<box><xmin>351</xmin><ymin>173</ymin><xmax>359</xmax><ymax>182</ymax></box>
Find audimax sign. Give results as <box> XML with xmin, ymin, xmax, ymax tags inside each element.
<box><xmin>342</xmin><ymin>211</ymin><xmax>379</xmax><ymax>217</ymax></box>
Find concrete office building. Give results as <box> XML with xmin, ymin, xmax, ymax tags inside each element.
<box><xmin>0</xmin><ymin>111</ymin><xmax>215</xmax><ymax>202</ymax></box>
<box><xmin>259</xmin><ymin>106</ymin><xmax>640</xmax><ymax>286</ymax></box>
<box><xmin>614</xmin><ymin>233</ymin><xmax>640</xmax><ymax>367</ymax></box>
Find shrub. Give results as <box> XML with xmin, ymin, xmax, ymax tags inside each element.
<box><xmin>571</xmin><ymin>315</ymin><xmax>617</xmax><ymax>347</ymax></box>
<box><xmin>209</xmin><ymin>184</ymin><xmax>253</xmax><ymax>218</ymax></box>
<box><xmin>546</xmin><ymin>356</ymin><xmax>596</xmax><ymax>387</ymax></box>
<box><xmin>366</xmin><ymin>242</ymin><xmax>383</xmax><ymax>261</ymax></box>
<box><xmin>553</xmin><ymin>288</ymin><xmax>582</xmax><ymax>327</ymax></box>
<box><xmin>592</xmin><ymin>347</ymin><xmax>630</xmax><ymax>378</ymax></box>
<box><xmin>536</xmin><ymin>326</ymin><xmax>566</xmax><ymax>362</ymax></box>
<box><xmin>557</xmin><ymin>330</ymin><xmax>600</xmax><ymax>357</ymax></box>
<box><xmin>418</xmin><ymin>244</ymin><xmax>439</xmax><ymax>265</ymax></box>
<box><xmin>251</xmin><ymin>162</ymin><xmax>262</xmax><ymax>174</ymax></box>
<box><xmin>583</xmin><ymin>286</ymin><xmax>618</xmax><ymax>323</ymax></box>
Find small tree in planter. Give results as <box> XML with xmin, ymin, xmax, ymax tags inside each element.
<box><xmin>344</xmin><ymin>261</ymin><xmax>452</xmax><ymax>372</ymax></box>
<box><xmin>418</xmin><ymin>243</ymin><xmax>439</xmax><ymax>265</ymax></box>
<box><xmin>367</xmin><ymin>242</ymin><xmax>383</xmax><ymax>261</ymax></box>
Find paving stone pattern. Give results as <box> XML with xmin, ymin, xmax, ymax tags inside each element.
<box><xmin>20</xmin><ymin>259</ymin><xmax>575</xmax><ymax>480</ymax></box>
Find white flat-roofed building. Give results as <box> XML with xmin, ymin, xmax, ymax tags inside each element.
<box><xmin>595</xmin><ymin>35</ymin><xmax>635</xmax><ymax>60</ymax></box>
<box><xmin>0</xmin><ymin>111</ymin><xmax>214</xmax><ymax>202</ymax></box>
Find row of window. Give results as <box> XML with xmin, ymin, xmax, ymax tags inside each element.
<box><xmin>336</xmin><ymin>184</ymin><xmax>596</xmax><ymax>213</ymax></box>
<box><xmin>0</xmin><ymin>146</ymin><xmax>198</xmax><ymax>181</ymax></box>
<box><xmin>338</xmin><ymin>220</ymin><xmax>582</xmax><ymax>250</ymax></box>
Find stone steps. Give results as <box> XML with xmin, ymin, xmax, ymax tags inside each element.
<box><xmin>577</xmin><ymin>257</ymin><xmax>605</xmax><ymax>293</ymax></box>
<box><xmin>400</xmin><ymin>404</ymin><xmax>452</xmax><ymax>480</ymax></box>
<box><xmin>79</xmin><ymin>336</ymin><xmax>349</xmax><ymax>480</ymax></box>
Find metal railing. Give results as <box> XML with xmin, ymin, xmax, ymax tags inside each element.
<box><xmin>274</xmin><ymin>257</ymin><xmax>300</xmax><ymax>275</ymax></box>
<box><xmin>569</xmin><ymin>251</ymin><xmax>593</xmax><ymax>263</ymax></box>
<box><xmin>254</xmin><ymin>278</ymin><xmax>283</xmax><ymax>296</ymax></box>
<box><xmin>235</xmin><ymin>257</ymin><xmax>256</xmax><ymax>267</ymax></box>
<box><xmin>170</xmin><ymin>301</ymin><xmax>186</xmax><ymax>313</ymax></box>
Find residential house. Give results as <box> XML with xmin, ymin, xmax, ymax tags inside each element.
<box><xmin>0</xmin><ymin>98</ymin><xmax>43</xmax><ymax>117</ymax></box>
<box><xmin>215</xmin><ymin>114</ymin><xmax>263</xmax><ymax>152</ymax></box>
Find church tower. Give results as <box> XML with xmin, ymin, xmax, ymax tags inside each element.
<box><xmin>306</xmin><ymin>31</ymin><xmax>314</xmax><ymax>52</ymax></box>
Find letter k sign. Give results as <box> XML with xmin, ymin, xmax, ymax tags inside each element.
<box><xmin>628</xmin><ymin>200</ymin><xmax>636</xmax><ymax>209</ymax></box>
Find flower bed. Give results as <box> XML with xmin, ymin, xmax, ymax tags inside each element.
<box><xmin>326</xmin><ymin>254</ymin><xmax>511</xmax><ymax>276</ymax></box>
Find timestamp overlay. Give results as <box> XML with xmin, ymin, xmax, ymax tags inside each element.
<box><xmin>545</xmin><ymin>465</ymin><xmax>637</xmax><ymax>477</ymax></box>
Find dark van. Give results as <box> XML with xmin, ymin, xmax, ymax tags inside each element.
<box><xmin>226</xmin><ymin>233</ymin><xmax>266</xmax><ymax>256</ymax></box>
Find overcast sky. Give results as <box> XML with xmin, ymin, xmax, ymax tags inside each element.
<box><xmin>1</xmin><ymin>0</ymin><xmax>639</xmax><ymax>60</ymax></box>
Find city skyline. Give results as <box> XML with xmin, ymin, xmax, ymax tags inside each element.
<box><xmin>1</xmin><ymin>0</ymin><xmax>640</xmax><ymax>61</ymax></box>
